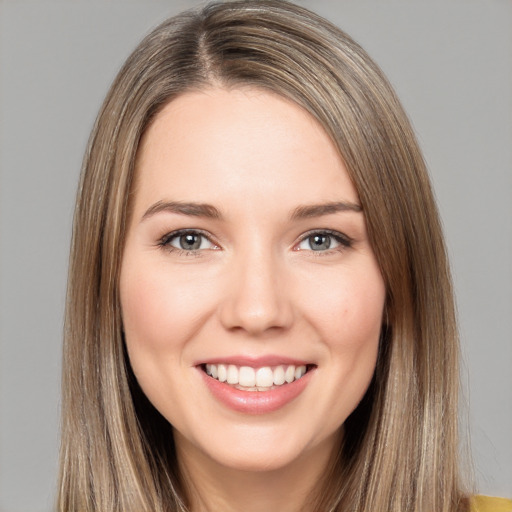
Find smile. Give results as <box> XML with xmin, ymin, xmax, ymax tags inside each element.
<box><xmin>204</xmin><ymin>363</ymin><xmax>308</xmax><ymax>391</ymax></box>
<box><xmin>199</xmin><ymin>360</ymin><xmax>316</xmax><ymax>414</ymax></box>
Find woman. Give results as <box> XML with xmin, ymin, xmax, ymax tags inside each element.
<box><xmin>58</xmin><ymin>1</ymin><xmax>508</xmax><ymax>511</ymax></box>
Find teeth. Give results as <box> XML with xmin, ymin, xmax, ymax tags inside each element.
<box><xmin>217</xmin><ymin>364</ymin><xmax>227</xmax><ymax>382</ymax></box>
<box><xmin>273</xmin><ymin>366</ymin><xmax>285</xmax><ymax>385</ymax></box>
<box><xmin>205</xmin><ymin>363</ymin><xmax>308</xmax><ymax>390</ymax></box>
<box><xmin>226</xmin><ymin>365</ymin><xmax>238</xmax><ymax>384</ymax></box>
<box><xmin>256</xmin><ymin>367</ymin><xmax>274</xmax><ymax>387</ymax></box>
<box><xmin>295</xmin><ymin>365</ymin><xmax>306</xmax><ymax>379</ymax></box>
<box><xmin>239</xmin><ymin>366</ymin><xmax>256</xmax><ymax>387</ymax></box>
<box><xmin>285</xmin><ymin>365</ymin><xmax>295</xmax><ymax>383</ymax></box>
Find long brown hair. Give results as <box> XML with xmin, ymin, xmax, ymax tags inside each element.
<box><xmin>59</xmin><ymin>1</ymin><xmax>467</xmax><ymax>510</ymax></box>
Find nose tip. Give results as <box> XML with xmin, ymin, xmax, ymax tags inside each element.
<box><xmin>218</xmin><ymin>257</ymin><xmax>294</xmax><ymax>335</ymax></box>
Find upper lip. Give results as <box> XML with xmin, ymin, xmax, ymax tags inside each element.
<box><xmin>194</xmin><ymin>355</ymin><xmax>314</xmax><ymax>368</ymax></box>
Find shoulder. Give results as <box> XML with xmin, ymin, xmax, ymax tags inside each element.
<box><xmin>470</xmin><ymin>495</ymin><xmax>512</xmax><ymax>512</ymax></box>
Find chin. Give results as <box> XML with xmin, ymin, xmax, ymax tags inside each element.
<box><xmin>182</xmin><ymin>423</ymin><xmax>334</xmax><ymax>475</ymax></box>
<box><xmin>211</xmin><ymin>447</ymin><xmax>300</xmax><ymax>473</ymax></box>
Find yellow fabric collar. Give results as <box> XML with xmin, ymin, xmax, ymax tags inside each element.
<box><xmin>471</xmin><ymin>495</ymin><xmax>512</xmax><ymax>512</ymax></box>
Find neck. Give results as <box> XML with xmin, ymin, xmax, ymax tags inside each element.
<box><xmin>175</xmin><ymin>431</ymin><xmax>342</xmax><ymax>512</ymax></box>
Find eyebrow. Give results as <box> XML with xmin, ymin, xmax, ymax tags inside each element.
<box><xmin>290</xmin><ymin>201</ymin><xmax>362</xmax><ymax>220</ymax></box>
<box><xmin>141</xmin><ymin>201</ymin><xmax>223</xmax><ymax>221</ymax></box>
<box><xmin>141</xmin><ymin>199</ymin><xmax>362</xmax><ymax>223</ymax></box>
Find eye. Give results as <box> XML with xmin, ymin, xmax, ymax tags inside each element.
<box><xmin>159</xmin><ymin>230</ymin><xmax>218</xmax><ymax>253</ymax></box>
<box><xmin>296</xmin><ymin>230</ymin><xmax>352</xmax><ymax>252</ymax></box>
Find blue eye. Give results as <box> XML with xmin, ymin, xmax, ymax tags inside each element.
<box><xmin>160</xmin><ymin>230</ymin><xmax>217</xmax><ymax>252</ymax></box>
<box><xmin>296</xmin><ymin>231</ymin><xmax>352</xmax><ymax>252</ymax></box>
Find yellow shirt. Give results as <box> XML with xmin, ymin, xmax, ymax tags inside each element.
<box><xmin>471</xmin><ymin>496</ymin><xmax>512</xmax><ymax>512</ymax></box>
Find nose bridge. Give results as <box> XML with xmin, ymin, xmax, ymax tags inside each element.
<box><xmin>219</xmin><ymin>240</ymin><xmax>293</xmax><ymax>334</ymax></box>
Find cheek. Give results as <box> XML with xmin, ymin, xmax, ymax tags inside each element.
<box><xmin>339</xmin><ymin>283</ymin><xmax>385</xmax><ymax>347</ymax></box>
<box><xmin>119</xmin><ymin>268</ymin><xmax>178</xmax><ymax>399</ymax></box>
<box><xmin>120</xmin><ymin>261</ymin><xmax>216</xmax><ymax>352</ymax></box>
<box><xmin>301</xmin><ymin>260</ymin><xmax>384</xmax><ymax>398</ymax></box>
<box><xmin>300</xmin><ymin>261</ymin><xmax>386</xmax><ymax>347</ymax></box>
<box><xmin>120</xmin><ymin>274</ymin><xmax>175</xmax><ymax>351</ymax></box>
<box><xmin>304</xmin><ymin>266</ymin><xmax>384</xmax><ymax>427</ymax></box>
<box><xmin>119</xmin><ymin>260</ymin><xmax>218</xmax><ymax>418</ymax></box>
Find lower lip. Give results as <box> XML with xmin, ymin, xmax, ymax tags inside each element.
<box><xmin>200</xmin><ymin>368</ymin><xmax>314</xmax><ymax>414</ymax></box>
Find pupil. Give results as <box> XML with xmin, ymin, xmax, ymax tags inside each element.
<box><xmin>310</xmin><ymin>234</ymin><xmax>331</xmax><ymax>251</ymax></box>
<box><xmin>180</xmin><ymin>233</ymin><xmax>201</xmax><ymax>250</ymax></box>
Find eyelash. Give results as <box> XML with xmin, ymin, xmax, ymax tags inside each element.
<box><xmin>157</xmin><ymin>229</ymin><xmax>353</xmax><ymax>255</ymax></box>
<box><xmin>157</xmin><ymin>229</ymin><xmax>218</xmax><ymax>256</ymax></box>
<box><xmin>295</xmin><ymin>229</ymin><xmax>353</xmax><ymax>255</ymax></box>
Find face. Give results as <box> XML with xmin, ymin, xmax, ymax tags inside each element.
<box><xmin>120</xmin><ymin>88</ymin><xmax>386</xmax><ymax>475</ymax></box>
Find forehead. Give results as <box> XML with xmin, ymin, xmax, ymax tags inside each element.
<box><xmin>133</xmin><ymin>87</ymin><xmax>358</xmax><ymax>213</ymax></box>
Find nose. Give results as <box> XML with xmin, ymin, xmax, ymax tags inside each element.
<box><xmin>218</xmin><ymin>247</ymin><xmax>294</xmax><ymax>335</ymax></box>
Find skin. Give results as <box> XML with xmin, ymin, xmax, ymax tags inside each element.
<box><xmin>120</xmin><ymin>87</ymin><xmax>386</xmax><ymax>512</ymax></box>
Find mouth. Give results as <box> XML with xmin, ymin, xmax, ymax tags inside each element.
<box><xmin>201</xmin><ymin>363</ymin><xmax>315</xmax><ymax>392</ymax></box>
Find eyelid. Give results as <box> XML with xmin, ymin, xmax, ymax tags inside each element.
<box><xmin>158</xmin><ymin>228</ymin><xmax>219</xmax><ymax>252</ymax></box>
<box><xmin>294</xmin><ymin>229</ymin><xmax>353</xmax><ymax>252</ymax></box>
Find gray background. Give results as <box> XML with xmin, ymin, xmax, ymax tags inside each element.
<box><xmin>0</xmin><ymin>1</ymin><xmax>510</xmax><ymax>510</ymax></box>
